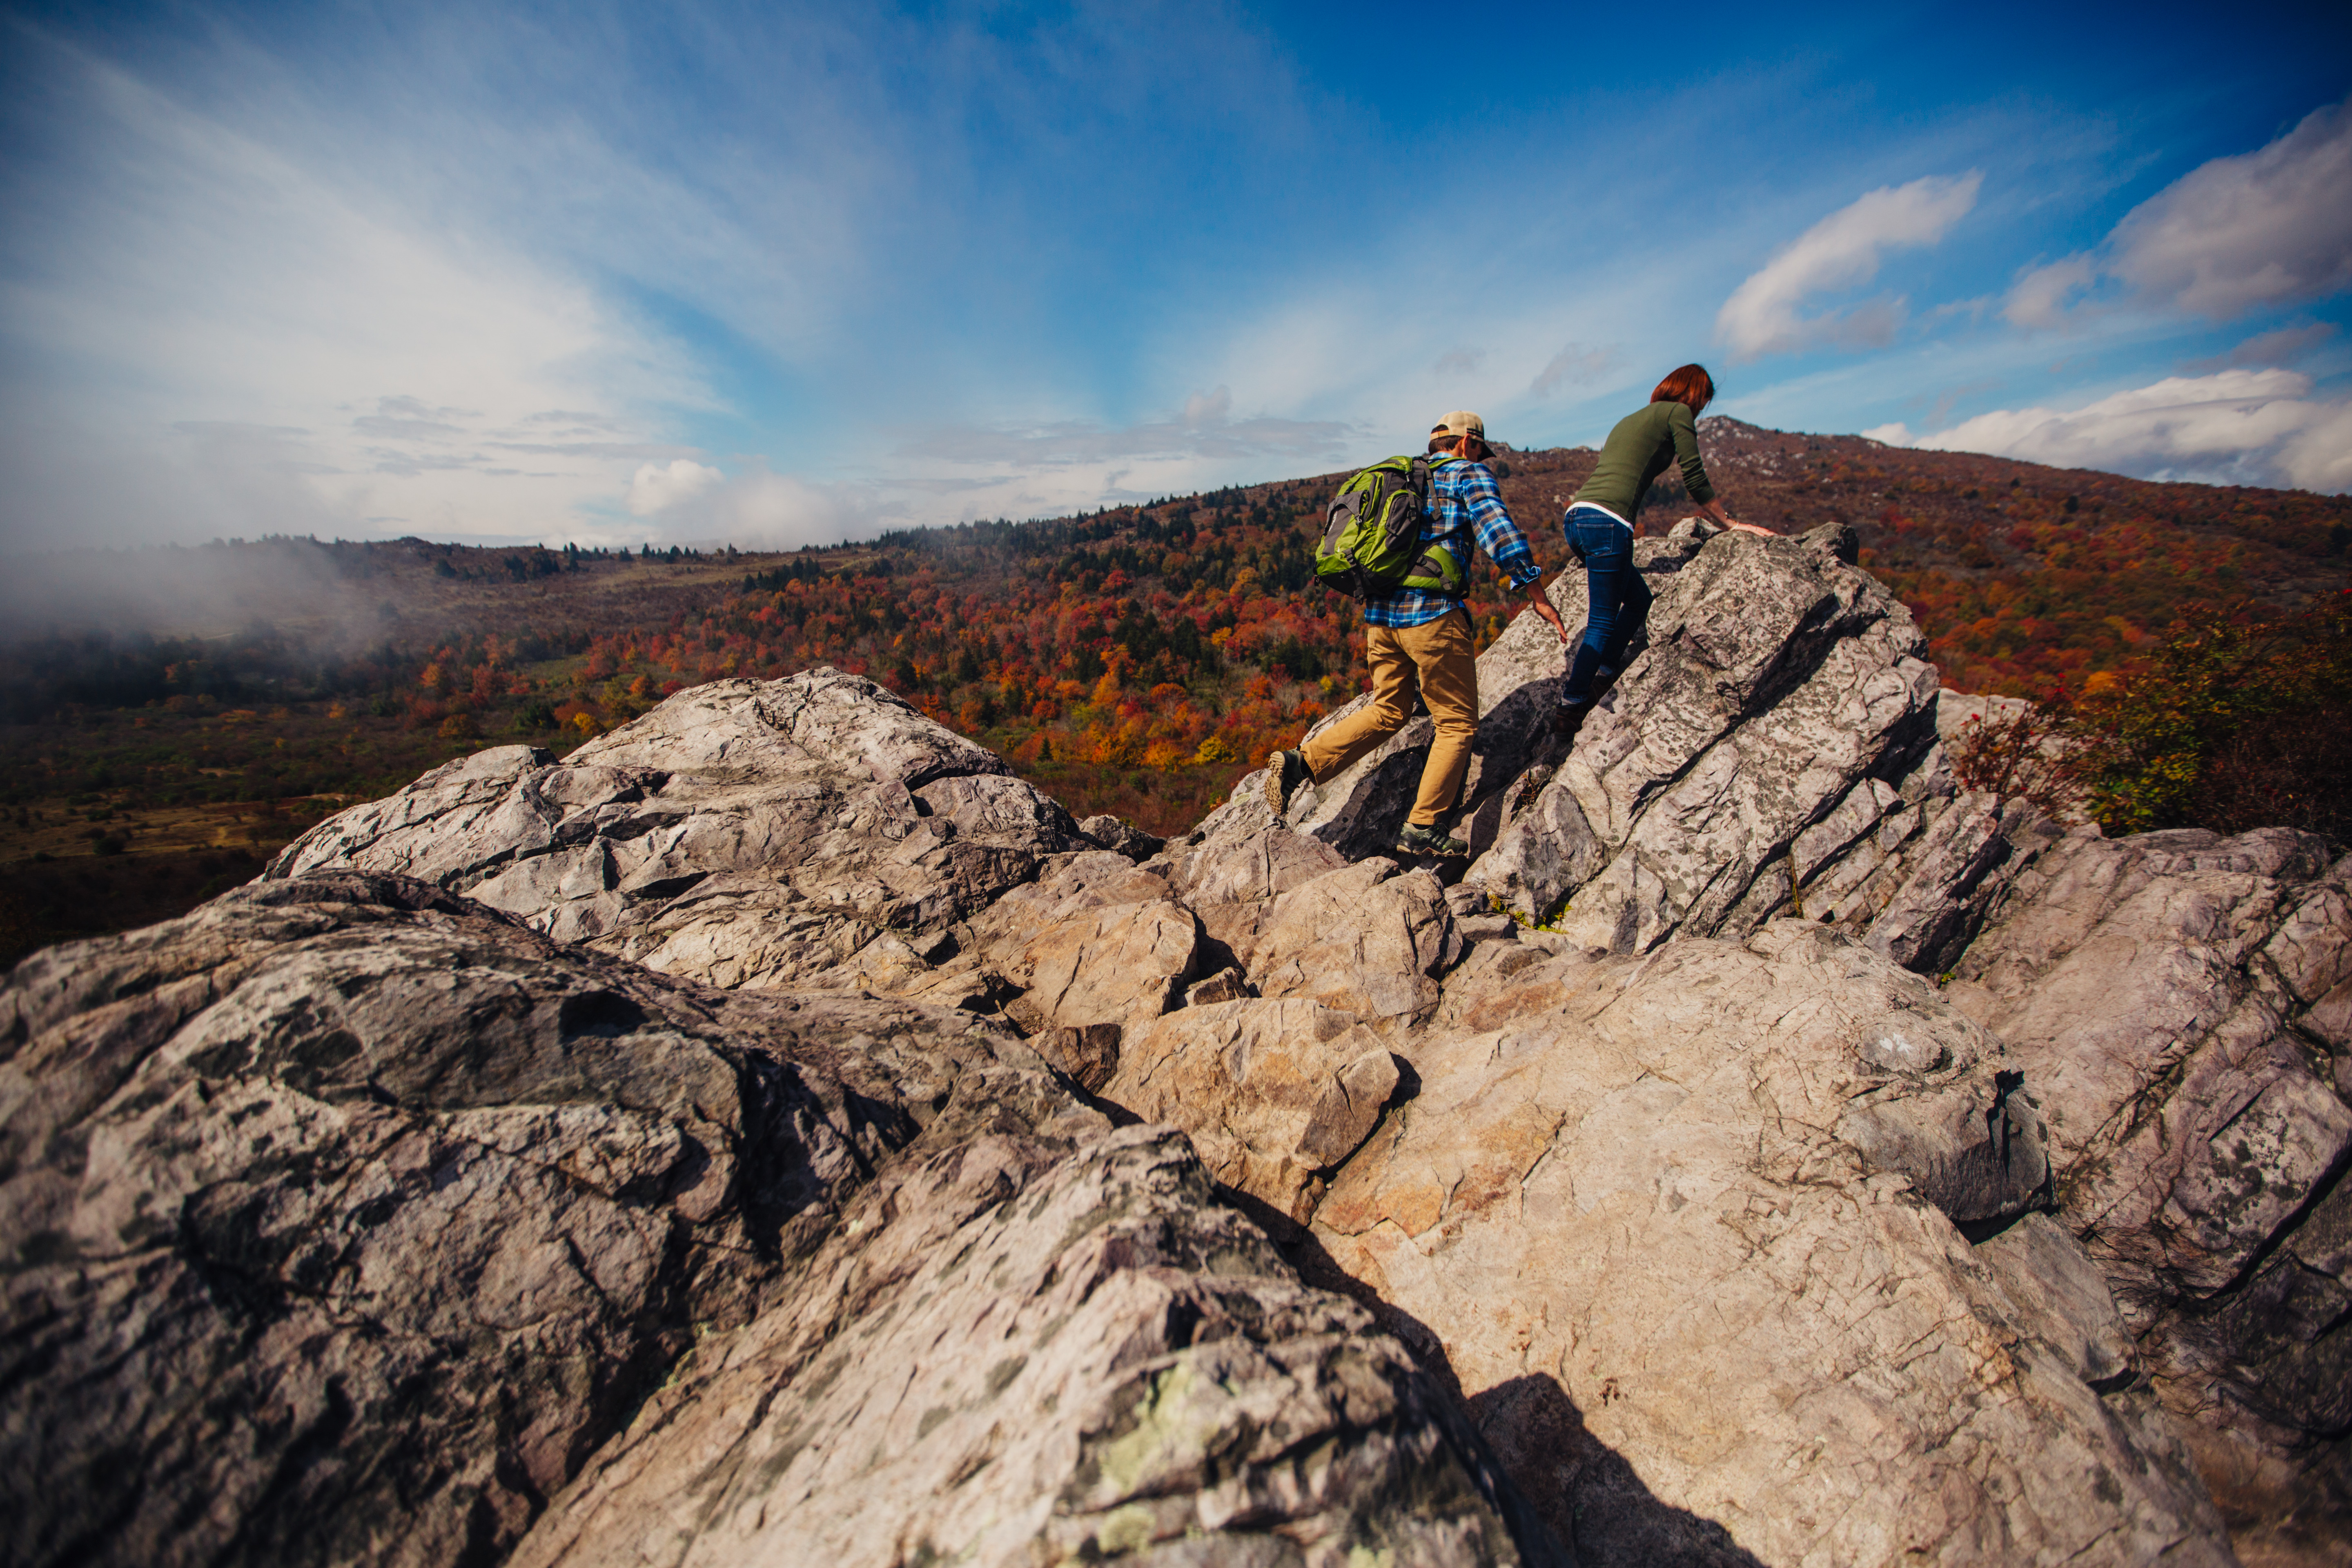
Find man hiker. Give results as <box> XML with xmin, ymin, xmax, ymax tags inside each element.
<box><xmin>1263</xmin><ymin>411</ymin><xmax>1568</xmax><ymax>857</ymax></box>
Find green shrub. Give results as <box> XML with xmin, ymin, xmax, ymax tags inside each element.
<box><xmin>2061</xmin><ymin>592</ymin><xmax>2351</xmax><ymax>840</ymax></box>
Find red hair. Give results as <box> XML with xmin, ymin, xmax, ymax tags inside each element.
<box><xmin>1651</xmin><ymin>364</ymin><xmax>1715</xmax><ymax>412</ymax></box>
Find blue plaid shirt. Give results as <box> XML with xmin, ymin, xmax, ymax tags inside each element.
<box><xmin>1360</xmin><ymin>457</ymin><xmax>1541</xmax><ymax>628</ymax></box>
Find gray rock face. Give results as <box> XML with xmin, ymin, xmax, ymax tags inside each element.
<box><xmin>516</xmin><ymin>1119</ymin><xmax>1539</xmax><ymax>1568</ymax></box>
<box><xmin>1196</xmin><ymin>521</ymin><xmax>1958</xmax><ymax>958</ymax></box>
<box><xmin>0</xmin><ymin>873</ymin><xmax>1554</xmax><ymax>1568</ymax></box>
<box><xmin>1935</xmin><ymin>826</ymin><xmax>2352</xmax><ymax>1485</ymax></box>
<box><xmin>1305</xmin><ymin>921</ymin><xmax>2221</xmax><ymax>1566</ymax></box>
<box><xmin>267</xmin><ymin>670</ymin><xmax>1089</xmax><ymax>995</ymax></box>
<box><xmin>22</xmin><ymin>534</ymin><xmax>2348</xmax><ymax>1565</ymax></box>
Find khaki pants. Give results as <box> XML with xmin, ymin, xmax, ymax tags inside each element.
<box><xmin>1302</xmin><ymin>606</ymin><xmax>1477</xmax><ymax>827</ymax></box>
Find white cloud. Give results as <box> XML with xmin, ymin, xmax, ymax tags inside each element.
<box><xmin>1860</xmin><ymin>422</ymin><xmax>1913</xmax><ymax>445</ymax></box>
<box><xmin>603</xmin><ymin>396</ymin><xmax>1365</xmax><ymax>551</ymax></box>
<box><xmin>1715</xmin><ymin>172</ymin><xmax>1982</xmax><ymax>359</ymax></box>
<box><xmin>2110</xmin><ymin>99</ymin><xmax>2352</xmax><ymax>318</ymax></box>
<box><xmin>0</xmin><ymin>32</ymin><xmax>708</xmax><ymax>550</ymax></box>
<box><xmin>704</xmin><ymin>466</ymin><xmax>893</xmax><ymax>549</ymax></box>
<box><xmin>2002</xmin><ymin>98</ymin><xmax>2352</xmax><ymax>330</ymax></box>
<box><xmin>601</xmin><ymin>460</ymin><xmax>898</xmax><ymax>551</ymax></box>
<box><xmin>1182</xmin><ymin>386</ymin><xmax>1233</xmax><ymax>427</ymax></box>
<box><xmin>1903</xmin><ymin>368</ymin><xmax>2352</xmax><ymax>492</ymax></box>
<box><xmin>1530</xmin><ymin>342</ymin><xmax>1622</xmax><ymax>397</ymax></box>
<box><xmin>2181</xmin><ymin>322</ymin><xmax>2339</xmax><ymax>374</ymax></box>
<box><xmin>627</xmin><ymin>458</ymin><xmax>724</xmax><ymax>516</ymax></box>
<box><xmin>2002</xmin><ymin>254</ymin><xmax>2096</xmax><ymax>330</ymax></box>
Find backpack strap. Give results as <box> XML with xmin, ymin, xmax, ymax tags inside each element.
<box><xmin>1414</xmin><ymin>456</ymin><xmax>1468</xmax><ymax>598</ymax></box>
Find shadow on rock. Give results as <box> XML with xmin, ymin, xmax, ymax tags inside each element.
<box><xmin>1276</xmin><ymin>1221</ymin><xmax>1760</xmax><ymax>1568</ymax></box>
<box><xmin>1470</xmin><ymin>1376</ymin><xmax>1768</xmax><ymax>1568</ymax></box>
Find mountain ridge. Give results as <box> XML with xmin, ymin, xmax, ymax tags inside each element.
<box><xmin>4</xmin><ymin>421</ymin><xmax>2346</xmax><ymax>961</ymax></box>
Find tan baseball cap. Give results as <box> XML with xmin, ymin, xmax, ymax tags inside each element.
<box><xmin>1432</xmin><ymin>410</ymin><xmax>1492</xmax><ymax>445</ymax></box>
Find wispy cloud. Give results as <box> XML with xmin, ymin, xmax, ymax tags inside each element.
<box><xmin>1880</xmin><ymin>368</ymin><xmax>2352</xmax><ymax>492</ymax></box>
<box><xmin>2004</xmin><ymin>98</ymin><xmax>2352</xmax><ymax>330</ymax></box>
<box><xmin>0</xmin><ymin>25</ymin><xmax>708</xmax><ymax>548</ymax></box>
<box><xmin>1529</xmin><ymin>343</ymin><xmax>1622</xmax><ymax>398</ymax></box>
<box><xmin>1716</xmin><ymin>173</ymin><xmax>1982</xmax><ymax>360</ymax></box>
<box><xmin>900</xmin><ymin>397</ymin><xmax>1357</xmax><ymax>479</ymax></box>
<box><xmin>2181</xmin><ymin>323</ymin><xmax>2339</xmax><ymax>374</ymax></box>
<box><xmin>2002</xmin><ymin>255</ymin><xmax>2098</xmax><ymax>331</ymax></box>
<box><xmin>2112</xmin><ymin>99</ymin><xmax>2352</xmax><ymax>318</ymax></box>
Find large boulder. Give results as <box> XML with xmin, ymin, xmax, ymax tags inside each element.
<box><xmin>0</xmin><ymin>873</ymin><xmax>1557</xmax><ymax>1568</ymax></box>
<box><xmin>1198</xmin><ymin>521</ymin><xmax>1958</xmax><ymax>958</ymax></box>
<box><xmin>1301</xmin><ymin>920</ymin><xmax>2224</xmax><ymax>1566</ymax></box>
<box><xmin>514</xmin><ymin>1120</ymin><xmax>1538</xmax><ymax>1568</ymax></box>
<box><xmin>1934</xmin><ymin>825</ymin><xmax>2352</xmax><ymax>1533</ymax></box>
<box><xmin>1100</xmin><ymin>996</ymin><xmax>1401</xmax><ymax>1227</ymax></box>
<box><xmin>265</xmin><ymin>670</ymin><xmax>1089</xmax><ymax>997</ymax></box>
<box><xmin>1221</xmin><ymin>858</ymin><xmax>1463</xmax><ymax>1030</ymax></box>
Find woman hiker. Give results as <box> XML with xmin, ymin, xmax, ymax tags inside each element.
<box><xmin>1554</xmin><ymin>363</ymin><xmax>1774</xmax><ymax>741</ymax></box>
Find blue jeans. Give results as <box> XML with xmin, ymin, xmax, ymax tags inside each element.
<box><xmin>1561</xmin><ymin>505</ymin><xmax>1651</xmax><ymax>703</ymax></box>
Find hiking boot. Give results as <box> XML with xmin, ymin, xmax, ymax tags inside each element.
<box><xmin>1262</xmin><ymin>749</ymin><xmax>1311</xmax><ymax>815</ymax></box>
<box><xmin>1394</xmin><ymin>822</ymin><xmax>1468</xmax><ymax>859</ymax></box>
<box><xmin>1550</xmin><ymin>699</ymin><xmax>1593</xmax><ymax>744</ymax></box>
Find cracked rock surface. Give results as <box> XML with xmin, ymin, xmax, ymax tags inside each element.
<box><xmin>0</xmin><ymin>872</ymin><xmax>1551</xmax><ymax>1568</ymax></box>
<box><xmin>265</xmin><ymin>670</ymin><xmax>1095</xmax><ymax>992</ymax></box>
<box><xmin>1935</xmin><ymin>825</ymin><xmax>2352</xmax><ymax>1550</ymax></box>
<box><xmin>1209</xmin><ymin>520</ymin><xmax>1955</xmax><ymax>952</ymax></box>
<box><xmin>1303</xmin><ymin>920</ymin><xmax>2222</xmax><ymax>1567</ymax></box>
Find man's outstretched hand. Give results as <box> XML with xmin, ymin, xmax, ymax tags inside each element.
<box><xmin>1523</xmin><ymin>580</ymin><xmax>1572</xmax><ymax>643</ymax></box>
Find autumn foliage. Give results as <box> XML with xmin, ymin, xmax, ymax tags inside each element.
<box><xmin>4</xmin><ymin>424</ymin><xmax>2348</xmax><ymax>844</ymax></box>
<box><xmin>2056</xmin><ymin>592</ymin><xmax>2352</xmax><ymax>840</ymax></box>
<box><xmin>552</xmin><ymin>492</ymin><xmax>1550</xmax><ymax>833</ymax></box>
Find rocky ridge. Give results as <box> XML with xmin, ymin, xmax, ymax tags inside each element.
<box><xmin>2</xmin><ymin>873</ymin><xmax>1543</xmax><ymax>1568</ymax></box>
<box><xmin>7</xmin><ymin>519</ymin><xmax>2348</xmax><ymax>1566</ymax></box>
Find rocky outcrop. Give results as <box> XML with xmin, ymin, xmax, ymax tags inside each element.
<box><xmin>265</xmin><ymin>671</ymin><xmax>1090</xmax><ymax>998</ymax></box>
<box><xmin>0</xmin><ymin>873</ymin><xmax>1552</xmax><ymax>1568</ymax></box>
<box><xmin>22</xmin><ymin>510</ymin><xmax>2351</xmax><ymax>1565</ymax></box>
<box><xmin>1160</xmin><ymin>516</ymin><xmax>2345</xmax><ymax>1559</ymax></box>
<box><xmin>1198</xmin><ymin>520</ymin><xmax>1964</xmax><ymax>957</ymax></box>
<box><xmin>1933</xmin><ymin>825</ymin><xmax>2352</xmax><ymax>1539</ymax></box>
<box><xmin>1306</xmin><ymin>920</ymin><xmax>2221</xmax><ymax>1565</ymax></box>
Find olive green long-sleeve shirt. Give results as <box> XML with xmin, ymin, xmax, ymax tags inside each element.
<box><xmin>1570</xmin><ymin>400</ymin><xmax>1715</xmax><ymax>526</ymax></box>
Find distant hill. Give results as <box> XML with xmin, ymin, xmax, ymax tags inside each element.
<box><xmin>3</xmin><ymin>422</ymin><xmax>2347</xmax><ymax>962</ymax></box>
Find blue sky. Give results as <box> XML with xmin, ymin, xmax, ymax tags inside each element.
<box><xmin>2</xmin><ymin>0</ymin><xmax>2348</xmax><ymax>552</ymax></box>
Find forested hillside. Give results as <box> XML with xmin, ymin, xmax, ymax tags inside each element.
<box><xmin>4</xmin><ymin>418</ymin><xmax>2347</xmax><ymax>961</ymax></box>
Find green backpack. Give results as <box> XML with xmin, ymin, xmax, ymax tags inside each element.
<box><xmin>1314</xmin><ymin>455</ymin><xmax>1466</xmax><ymax>600</ymax></box>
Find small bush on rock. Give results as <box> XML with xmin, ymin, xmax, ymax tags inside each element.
<box><xmin>1949</xmin><ymin>706</ymin><xmax>2076</xmax><ymax>822</ymax></box>
<box><xmin>2060</xmin><ymin>592</ymin><xmax>2351</xmax><ymax>840</ymax></box>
